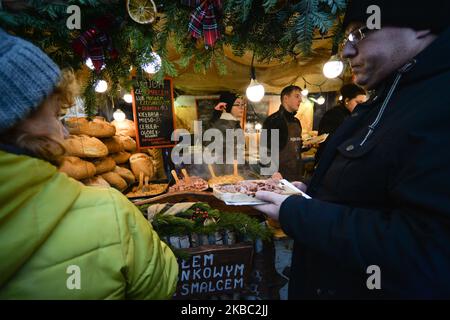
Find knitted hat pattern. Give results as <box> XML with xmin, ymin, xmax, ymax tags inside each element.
<box><xmin>0</xmin><ymin>28</ymin><xmax>61</xmax><ymax>132</ymax></box>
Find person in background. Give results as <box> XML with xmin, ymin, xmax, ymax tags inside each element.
<box><xmin>207</xmin><ymin>92</ymin><xmax>246</xmax><ymax>175</ymax></box>
<box><xmin>0</xmin><ymin>29</ymin><xmax>178</xmax><ymax>299</ymax></box>
<box><xmin>209</xmin><ymin>92</ymin><xmax>245</xmax><ymax>133</ymax></box>
<box><xmin>263</xmin><ymin>85</ymin><xmax>304</xmax><ymax>181</ymax></box>
<box><xmin>254</xmin><ymin>0</ymin><xmax>450</xmax><ymax>299</ymax></box>
<box><xmin>315</xmin><ymin>83</ymin><xmax>367</xmax><ymax>164</ymax></box>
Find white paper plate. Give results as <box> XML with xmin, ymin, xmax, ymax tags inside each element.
<box><xmin>214</xmin><ymin>179</ymin><xmax>311</xmax><ymax>205</ymax></box>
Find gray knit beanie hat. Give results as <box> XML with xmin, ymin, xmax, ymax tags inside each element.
<box><xmin>0</xmin><ymin>28</ymin><xmax>61</xmax><ymax>132</ymax></box>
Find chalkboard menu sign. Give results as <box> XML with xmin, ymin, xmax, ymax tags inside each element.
<box><xmin>132</xmin><ymin>77</ymin><xmax>176</xmax><ymax>149</ymax></box>
<box><xmin>174</xmin><ymin>243</ymin><xmax>254</xmax><ymax>299</ymax></box>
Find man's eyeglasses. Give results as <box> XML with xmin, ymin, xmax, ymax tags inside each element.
<box><xmin>342</xmin><ymin>26</ymin><xmax>370</xmax><ymax>48</ymax></box>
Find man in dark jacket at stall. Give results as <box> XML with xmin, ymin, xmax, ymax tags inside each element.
<box><xmin>263</xmin><ymin>85</ymin><xmax>304</xmax><ymax>181</ymax></box>
<box><xmin>254</xmin><ymin>0</ymin><xmax>450</xmax><ymax>299</ymax></box>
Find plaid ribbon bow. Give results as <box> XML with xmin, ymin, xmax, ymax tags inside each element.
<box><xmin>182</xmin><ymin>0</ymin><xmax>222</xmax><ymax>47</ymax></box>
<box><xmin>72</xmin><ymin>16</ymin><xmax>118</xmax><ymax>72</ymax></box>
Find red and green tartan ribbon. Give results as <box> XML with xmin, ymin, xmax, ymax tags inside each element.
<box><xmin>182</xmin><ymin>0</ymin><xmax>222</xmax><ymax>47</ymax></box>
<box><xmin>72</xmin><ymin>16</ymin><xmax>118</xmax><ymax>72</ymax></box>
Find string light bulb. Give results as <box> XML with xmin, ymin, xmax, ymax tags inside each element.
<box><xmin>317</xmin><ymin>96</ymin><xmax>326</xmax><ymax>105</ymax></box>
<box><xmin>246</xmin><ymin>53</ymin><xmax>265</xmax><ymax>102</ymax></box>
<box><xmin>246</xmin><ymin>79</ymin><xmax>265</xmax><ymax>102</ymax></box>
<box><xmin>142</xmin><ymin>52</ymin><xmax>162</xmax><ymax>74</ymax></box>
<box><xmin>123</xmin><ymin>93</ymin><xmax>133</xmax><ymax>103</ymax></box>
<box><xmin>94</xmin><ymin>80</ymin><xmax>108</xmax><ymax>93</ymax></box>
<box><xmin>323</xmin><ymin>55</ymin><xmax>344</xmax><ymax>79</ymax></box>
<box><xmin>301</xmin><ymin>85</ymin><xmax>309</xmax><ymax>96</ymax></box>
<box><xmin>113</xmin><ymin>109</ymin><xmax>126</xmax><ymax>121</ymax></box>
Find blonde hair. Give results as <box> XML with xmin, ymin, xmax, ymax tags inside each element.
<box><xmin>0</xmin><ymin>68</ymin><xmax>79</xmax><ymax>164</ymax></box>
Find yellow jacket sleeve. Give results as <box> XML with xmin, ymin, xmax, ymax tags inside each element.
<box><xmin>110</xmin><ymin>189</ymin><xmax>179</xmax><ymax>299</ymax></box>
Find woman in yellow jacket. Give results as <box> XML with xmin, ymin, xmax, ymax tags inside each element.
<box><xmin>0</xmin><ymin>29</ymin><xmax>178</xmax><ymax>299</ymax></box>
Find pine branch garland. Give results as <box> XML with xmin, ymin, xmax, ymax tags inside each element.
<box><xmin>0</xmin><ymin>0</ymin><xmax>346</xmax><ymax>115</ymax></box>
<box><xmin>262</xmin><ymin>0</ymin><xmax>278</xmax><ymax>13</ymax></box>
<box><xmin>148</xmin><ymin>203</ymin><xmax>272</xmax><ymax>241</ymax></box>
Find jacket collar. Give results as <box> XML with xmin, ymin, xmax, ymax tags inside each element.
<box><xmin>278</xmin><ymin>105</ymin><xmax>297</xmax><ymax>119</ymax></box>
<box><xmin>0</xmin><ymin>143</ymin><xmax>35</xmax><ymax>157</ymax></box>
<box><xmin>220</xmin><ymin>112</ymin><xmax>239</xmax><ymax>121</ymax></box>
<box><xmin>400</xmin><ymin>26</ymin><xmax>450</xmax><ymax>85</ymax></box>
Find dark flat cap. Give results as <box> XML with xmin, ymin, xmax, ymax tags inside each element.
<box><xmin>343</xmin><ymin>0</ymin><xmax>450</xmax><ymax>34</ymax></box>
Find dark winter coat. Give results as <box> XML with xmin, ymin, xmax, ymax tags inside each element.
<box><xmin>263</xmin><ymin>105</ymin><xmax>302</xmax><ymax>151</ymax></box>
<box><xmin>318</xmin><ymin>105</ymin><xmax>351</xmax><ymax>136</ymax></box>
<box><xmin>279</xmin><ymin>27</ymin><xmax>450</xmax><ymax>299</ymax></box>
<box><xmin>315</xmin><ymin>105</ymin><xmax>351</xmax><ymax>163</ymax></box>
<box><xmin>262</xmin><ymin>106</ymin><xmax>304</xmax><ymax>180</ymax></box>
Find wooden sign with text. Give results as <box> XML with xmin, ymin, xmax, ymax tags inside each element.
<box><xmin>132</xmin><ymin>77</ymin><xmax>176</xmax><ymax>149</ymax></box>
<box><xmin>174</xmin><ymin>243</ymin><xmax>254</xmax><ymax>299</ymax></box>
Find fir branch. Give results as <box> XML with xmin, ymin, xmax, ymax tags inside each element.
<box><xmin>294</xmin><ymin>0</ymin><xmax>318</xmax><ymax>55</ymax></box>
<box><xmin>0</xmin><ymin>0</ymin><xmax>344</xmax><ymax>99</ymax></box>
<box><xmin>218</xmin><ymin>212</ymin><xmax>272</xmax><ymax>241</ymax></box>
<box><xmin>83</xmin><ymin>73</ymin><xmax>98</xmax><ymax>119</ymax></box>
<box><xmin>0</xmin><ymin>11</ymin><xmax>20</xmax><ymax>27</ymax></box>
<box><xmin>263</xmin><ymin>0</ymin><xmax>277</xmax><ymax>12</ymax></box>
<box><xmin>213</xmin><ymin>49</ymin><xmax>227</xmax><ymax>76</ymax></box>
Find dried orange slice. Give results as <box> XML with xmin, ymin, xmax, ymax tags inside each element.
<box><xmin>126</xmin><ymin>0</ymin><xmax>157</xmax><ymax>24</ymax></box>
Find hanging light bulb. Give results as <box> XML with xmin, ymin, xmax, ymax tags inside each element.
<box><xmin>123</xmin><ymin>93</ymin><xmax>133</xmax><ymax>104</ymax></box>
<box><xmin>246</xmin><ymin>54</ymin><xmax>265</xmax><ymax>102</ymax></box>
<box><xmin>85</xmin><ymin>58</ymin><xmax>105</xmax><ymax>71</ymax></box>
<box><xmin>94</xmin><ymin>80</ymin><xmax>108</xmax><ymax>93</ymax></box>
<box><xmin>142</xmin><ymin>52</ymin><xmax>162</xmax><ymax>74</ymax></box>
<box><xmin>246</xmin><ymin>79</ymin><xmax>265</xmax><ymax>102</ymax></box>
<box><xmin>255</xmin><ymin>123</ymin><xmax>262</xmax><ymax>131</ymax></box>
<box><xmin>323</xmin><ymin>55</ymin><xmax>344</xmax><ymax>79</ymax></box>
<box><xmin>338</xmin><ymin>95</ymin><xmax>343</xmax><ymax>101</ymax></box>
<box><xmin>301</xmin><ymin>86</ymin><xmax>309</xmax><ymax>96</ymax></box>
<box><xmin>317</xmin><ymin>96</ymin><xmax>326</xmax><ymax>105</ymax></box>
<box><xmin>301</xmin><ymin>79</ymin><xmax>309</xmax><ymax>96</ymax></box>
<box><xmin>113</xmin><ymin>109</ymin><xmax>126</xmax><ymax>121</ymax></box>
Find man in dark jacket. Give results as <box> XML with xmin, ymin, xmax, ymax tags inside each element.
<box><xmin>254</xmin><ymin>0</ymin><xmax>450</xmax><ymax>299</ymax></box>
<box><xmin>263</xmin><ymin>85</ymin><xmax>304</xmax><ymax>181</ymax></box>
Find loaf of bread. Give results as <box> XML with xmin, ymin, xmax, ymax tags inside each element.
<box><xmin>59</xmin><ymin>156</ymin><xmax>96</xmax><ymax>180</ymax></box>
<box><xmin>82</xmin><ymin>176</ymin><xmax>111</xmax><ymax>187</ymax></box>
<box><xmin>113</xmin><ymin>166</ymin><xmax>136</xmax><ymax>184</ymax></box>
<box><xmin>129</xmin><ymin>153</ymin><xmax>155</xmax><ymax>179</ymax></box>
<box><xmin>101</xmin><ymin>172</ymin><xmax>128</xmax><ymax>191</ymax></box>
<box><xmin>111</xmin><ymin>151</ymin><xmax>131</xmax><ymax>164</ymax></box>
<box><xmin>63</xmin><ymin>135</ymin><xmax>108</xmax><ymax>158</ymax></box>
<box><xmin>65</xmin><ymin>117</ymin><xmax>116</xmax><ymax>138</ymax></box>
<box><xmin>112</xmin><ymin>119</ymin><xmax>136</xmax><ymax>137</ymax></box>
<box><xmin>117</xmin><ymin>135</ymin><xmax>136</xmax><ymax>152</ymax></box>
<box><xmin>92</xmin><ymin>157</ymin><xmax>116</xmax><ymax>175</ymax></box>
<box><xmin>102</xmin><ymin>136</ymin><xmax>124</xmax><ymax>154</ymax></box>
